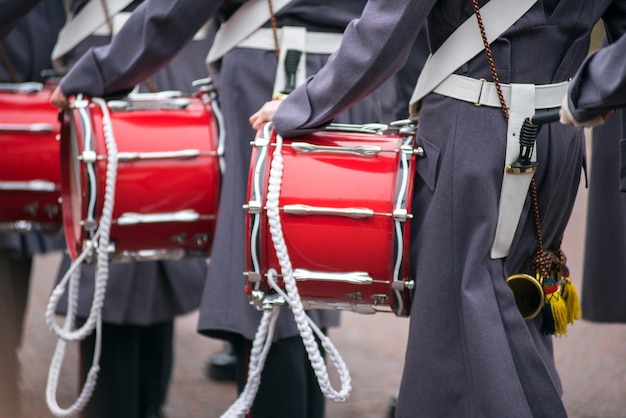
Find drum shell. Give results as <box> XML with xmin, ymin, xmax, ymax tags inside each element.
<box><xmin>0</xmin><ymin>86</ymin><xmax>61</xmax><ymax>231</ymax></box>
<box><xmin>61</xmin><ymin>94</ymin><xmax>220</xmax><ymax>260</ymax></box>
<box><xmin>245</xmin><ymin>127</ymin><xmax>415</xmax><ymax>316</ymax></box>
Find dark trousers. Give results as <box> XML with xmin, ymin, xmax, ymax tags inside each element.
<box><xmin>231</xmin><ymin>331</ymin><xmax>326</xmax><ymax>418</ymax></box>
<box><xmin>80</xmin><ymin>321</ymin><xmax>174</xmax><ymax>418</ymax></box>
<box><xmin>0</xmin><ymin>253</ymin><xmax>32</xmax><ymax>417</ymax></box>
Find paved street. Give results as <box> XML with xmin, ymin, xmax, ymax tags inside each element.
<box><xmin>16</xmin><ymin>137</ymin><xmax>626</xmax><ymax>417</ymax></box>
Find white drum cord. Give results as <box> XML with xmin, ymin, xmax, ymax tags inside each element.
<box><xmin>45</xmin><ymin>97</ymin><xmax>118</xmax><ymax>417</ymax></box>
<box><xmin>221</xmin><ymin>130</ymin><xmax>352</xmax><ymax>417</ymax></box>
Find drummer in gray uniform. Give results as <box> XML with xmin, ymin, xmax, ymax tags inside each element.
<box><xmin>560</xmin><ymin>33</ymin><xmax>626</xmax><ymax>323</ymax></box>
<box><xmin>0</xmin><ymin>1</ymin><xmax>65</xmax><ymax>416</ymax></box>
<box><xmin>250</xmin><ymin>1</ymin><xmax>626</xmax><ymax>417</ymax></box>
<box><xmin>198</xmin><ymin>4</ymin><xmax>399</xmax><ymax>417</ymax></box>
<box><xmin>50</xmin><ymin>0</ymin><xmax>400</xmax><ymax>416</ymax></box>
<box><xmin>47</xmin><ymin>1</ymin><xmax>212</xmax><ymax>416</ymax></box>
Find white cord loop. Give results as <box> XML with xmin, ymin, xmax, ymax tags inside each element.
<box><xmin>220</xmin><ymin>127</ymin><xmax>351</xmax><ymax>417</ymax></box>
<box><xmin>45</xmin><ymin>97</ymin><xmax>118</xmax><ymax>416</ymax></box>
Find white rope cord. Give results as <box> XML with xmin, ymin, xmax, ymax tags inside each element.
<box><xmin>219</xmin><ymin>129</ymin><xmax>351</xmax><ymax>417</ymax></box>
<box><xmin>264</xmin><ymin>271</ymin><xmax>352</xmax><ymax>400</ymax></box>
<box><xmin>262</xmin><ymin>131</ymin><xmax>351</xmax><ymax>400</ymax></box>
<box><xmin>219</xmin><ymin>303</ymin><xmax>280</xmax><ymax>418</ymax></box>
<box><xmin>45</xmin><ymin>97</ymin><xmax>118</xmax><ymax>416</ymax></box>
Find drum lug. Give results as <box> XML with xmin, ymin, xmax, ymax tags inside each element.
<box><xmin>45</xmin><ymin>204</ymin><xmax>60</xmax><ymax>218</ymax></box>
<box><xmin>248</xmin><ymin>290</ymin><xmax>285</xmax><ymax>311</ymax></box>
<box><xmin>170</xmin><ymin>233</ymin><xmax>187</xmax><ymax>244</ymax></box>
<box><xmin>401</xmin><ymin>144</ymin><xmax>425</xmax><ymax>158</ymax></box>
<box><xmin>253</xmin><ymin>136</ymin><xmax>270</xmax><ymax>147</ymax></box>
<box><xmin>371</xmin><ymin>294</ymin><xmax>388</xmax><ymax>305</ymax></box>
<box><xmin>243</xmin><ymin>201</ymin><xmax>262</xmax><ymax>214</ymax></box>
<box><xmin>244</xmin><ymin>272</ymin><xmax>263</xmax><ymax>283</ymax></box>
<box><xmin>72</xmin><ymin>96</ymin><xmax>89</xmax><ymax>109</ymax></box>
<box><xmin>80</xmin><ymin>150</ymin><xmax>97</xmax><ymax>164</ymax></box>
<box><xmin>23</xmin><ymin>202</ymin><xmax>38</xmax><ymax>216</ymax></box>
<box><xmin>393</xmin><ymin>209</ymin><xmax>413</xmax><ymax>222</ymax></box>
<box><xmin>81</xmin><ymin>219</ymin><xmax>98</xmax><ymax>231</ymax></box>
<box><xmin>194</xmin><ymin>233</ymin><xmax>210</xmax><ymax>246</ymax></box>
<box><xmin>391</xmin><ymin>280</ymin><xmax>415</xmax><ymax>291</ymax></box>
<box><xmin>345</xmin><ymin>291</ymin><xmax>363</xmax><ymax>301</ymax></box>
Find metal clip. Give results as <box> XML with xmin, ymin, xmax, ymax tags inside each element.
<box><xmin>474</xmin><ymin>78</ymin><xmax>487</xmax><ymax>106</ymax></box>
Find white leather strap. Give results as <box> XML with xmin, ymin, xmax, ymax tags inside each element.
<box><xmin>52</xmin><ymin>0</ymin><xmax>135</xmax><ymax>61</ymax></box>
<box><xmin>206</xmin><ymin>0</ymin><xmax>292</xmax><ymax>64</ymax></box>
<box><xmin>409</xmin><ymin>0</ymin><xmax>538</xmax><ymax>118</ymax></box>
<box><xmin>272</xmin><ymin>27</ymin><xmax>306</xmax><ymax>97</ymax></box>
<box><xmin>92</xmin><ymin>12</ymin><xmax>131</xmax><ymax>36</ymax></box>
<box><xmin>491</xmin><ymin>85</ymin><xmax>536</xmax><ymax>259</ymax></box>
<box><xmin>237</xmin><ymin>27</ymin><xmax>343</xmax><ymax>54</ymax></box>
<box><xmin>433</xmin><ymin>74</ymin><xmax>569</xmax><ymax>109</ymax></box>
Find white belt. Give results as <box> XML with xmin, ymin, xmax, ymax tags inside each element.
<box><xmin>93</xmin><ymin>12</ymin><xmax>208</xmax><ymax>40</ymax></box>
<box><xmin>237</xmin><ymin>27</ymin><xmax>343</xmax><ymax>54</ymax></box>
<box><xmin>433</xmin><ymin>74</ymin><xmax>569</xmax><ymax>109</ymax></box>
<box><xmin>433</xmin><ymin>75</ymin><xmax>570</xmax><ymax>259</ymax></box>
<box><xmin>237</xmin><ymin>27</ymin><xmax>343</xmax><ymax>98</ymax></box>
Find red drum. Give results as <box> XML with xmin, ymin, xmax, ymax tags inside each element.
<box><xmin>60</xmin><ymin>87</ymin><xmax>222</xmax><ymax>261</ymax></box>
<box><xmin>244</xmin><ymin>122</ymin><xmax>421</xmax><ymax>317</ymax></box>
<box><xmin>0</xmin><ymin>82</ymin><xmax>62</xmax><ymax>232</ymax></box>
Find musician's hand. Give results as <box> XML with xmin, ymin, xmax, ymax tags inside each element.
<box><xmin>559</xmin><ymin>95</ymin><xmax>613</xmax><ymax>128</ymax></box>
<box><xmin>249</xmin><ymin>99</ymin><xmax>282</xmax><ymax>131</ymax></box>
<box><xmin>50</xmin><ymin>85</ymin><xmax>69</xmax><ymax>110</ymax></box>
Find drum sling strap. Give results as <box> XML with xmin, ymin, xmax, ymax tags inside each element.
<box><xmin>206</xmin><ymin>0</ymin><xmax>293</xmax><ymax>64</ymax></box>
<box><xmin>409</xmin><ymin>0</ymin><xmax>569</xmax><ymax>259</ymax></box>
<box><xmin>52</xmin><ymin>0</ymin><xmax>135</xmax><ymax>63</ymax></box>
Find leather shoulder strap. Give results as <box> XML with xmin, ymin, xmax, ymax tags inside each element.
<box><xmin>52</xmin><ymin>0</ymin><xmax>135</xmax><ymax>61</ymax></box>
<box><xmin>409</xmin><ymin>0</ymin><xmax>538</xmax><ymax>117</ymax></box>
<box><xmin>206</xmin><ymin>0</ymin><xmax>292</xmax><ymax>64</ymax></box>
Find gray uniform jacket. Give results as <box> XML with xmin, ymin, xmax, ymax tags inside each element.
<box><xmin>567</xmin><ymin>32</ymin><xmax>626</xmax><ymax>190</ymax></box>
<box><xmin>52</xmin><ymin>0</ymin><xmax>211</xmax><ymax>325</ymax></box>
<box><xmin>0</xmin><ymin>0</ymin><xmax>66</xmax><ymax>258</ymax></box>
<box><xmin>271</xmin><ymin>1</ymin><xmax>626</xmax><ymax>417</ymax></box>
<box><xmin>568</xmin><ymin>32</ymin><xmax>626</xmax><ymax>122</ymax></box>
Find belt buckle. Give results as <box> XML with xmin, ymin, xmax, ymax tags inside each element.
<box><xmin>474</xmin><ymin>78</ymin><xmax>487</xmax><ymax>107</ymax></box>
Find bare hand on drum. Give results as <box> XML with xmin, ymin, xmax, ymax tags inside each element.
<box><xmin>249</xmin><ymin>99</ymin><xmax>282</xmax><ymax>130</ymax></box>
<box><xmin>50</xmin><ymin>85</ymin><xmax>69</xmax><ymax>110</ymax></box>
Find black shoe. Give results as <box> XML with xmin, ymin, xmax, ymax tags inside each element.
<box><xmin>388</xmin><ymin>396</ymin><xmax>397</xmax><ymax>418</ymax></box>
<box><xmin>205</xmin><ymin>352</ymin><xmax>237</xmax><ymax>382</ymax></box>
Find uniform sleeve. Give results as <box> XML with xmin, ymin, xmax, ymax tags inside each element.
<box><xmin>60</xmin><ymin>0</ymin><xmax>221</xmax><ymax>97</ymax></box>
<box><xmin>272</xmin><ymin>0</ymin><xmax>434</xmax><ymax>137</ymax></box>
<box><xmin>568</xmin><ymin>33</ymin><xmax>626</xmax><ymax>123</ymax></box>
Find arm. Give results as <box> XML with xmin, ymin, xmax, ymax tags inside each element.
<box><xmin>565</xmin><ymin>33</ymin><xmax>626</xmax><ymax>124</ymax></box>
<box><xmin>270</xmin><ymin>0</ymin><xmax>434</xmax><ymax>137</ymax></box>
<box><xmin>58</xmin><ymin>0</ymin><xmax>221</xmax><ymax>100</ymax></box>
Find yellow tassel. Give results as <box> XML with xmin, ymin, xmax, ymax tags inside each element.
<box><xmin>561</xmin><ymin>276</ymin><xmax>582</xmax><ymax>325</ymax></box>
<box><xmin>546</xmin><ymin>290</ymin><xmax>568</xmax><ymax>336</ymax></box>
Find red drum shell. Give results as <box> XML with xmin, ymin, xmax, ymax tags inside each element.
<box><xmin>0</xmin><ymin>84</ymin><xmax>61</xmax><ymax>232</ymax></box>
<box><xmin>60</xmin><ymin>93</ymin><xmax>220</xmax><ymax>260</ymax></box>
<box><xmin>245</xmin><ymin>125</ymin><xmax>416</xmax><ymax>316</ymax></box>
